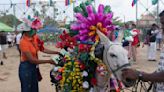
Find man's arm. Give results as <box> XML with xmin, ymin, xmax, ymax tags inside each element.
<box><xmin>42</xmin><ymin>48</ymin><xmax>60</xmax><ymax>54</ymax></box>
<box><xmin>22</xmin><ymin>51</ymin><xmax>55</xmax><ymax>65</ymax></box>
<box><xmin>122</xmin><ymin>69</ymin><xmax>164</xmax><ymax>82</ymax></box>
<box><xmin>142</xmin><ymin>72</ymin><xmax>164</xmax><ymax>82</ymax></box>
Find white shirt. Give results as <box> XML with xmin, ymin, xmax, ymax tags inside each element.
<box><xmin>156</xmin><ymin>30</ymin><xmax>162</xmax><ymax>39</ymax></box>
<box><xmin>7</xmin><ymin>33</ymin><xmax>12</xmax><ymax>42</ymax></box>
<box><xmin>16</xmin><ymin>33</ymin><xmax>22</xmax><ymax>44</ymax></box>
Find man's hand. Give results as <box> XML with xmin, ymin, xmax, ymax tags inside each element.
<box><xmin>58</xmin><ymin>53</ymin><xmax>64</xmax><ymax>57</ymax></box>
<box><xmin>122</xmin><ymin>69</ymin><xmax>139</xmax><ymax>81</ymax></box>
<box><xmin>48</xmin><ymin>60</ymin><xmax>56</xmax><ymax>65</ymax></box>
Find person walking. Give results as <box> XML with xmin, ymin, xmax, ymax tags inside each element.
<box><xmin>15</xmin><ymin>31</ymin><xmax>22</xmax><ymax>56</ymax></box>
<box><xmin>0</xmin><ymin>31</ymin><xmax>8</xmax><ymax>65</ymax></box>
<box><xmin>122</xmin><ymin>23</ymin><xmax>133</xmax><ymax>59</ymax></box>
<box><xmin>17</xmin><ymin>18</ymin><xmax>60</xmax><ymax>92</ymax></box>
<box><xmin>156</xmin><ymin>26</ymin><xmax>162</xmax><ymax>51</ymax></box>
<box><xmin>131</xmin><ymin>24</ymin><xmax>140</xmax><ymax>62</ymax></box>
<box><xmin>147</xmin><ymin>24</ymin><xmax>158</xmax><ymax>61</ymax></box>
<box><xmin>7</xmin><ymin>32</ymin><xmax>12</xmax><ymax>47</ymax></box>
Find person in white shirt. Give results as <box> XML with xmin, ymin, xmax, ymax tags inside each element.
<box><xmin>11</xmin><ymin>33</ymin><xmax>16</xmax><ymax>46</ymax></box>
<box><xmin>0</xmin><ymin>31</ymin><xmax>8</xmax><ymax>65</ymax></box>
<box><xmin>7</xmin><ymin>32</ymin><xmax>12</xmax><ymax>47</ymax></box>
<box><xmin>147</xmin><ymin>24</ymin><xmax>159</xmax><ymax>61</ymax></box>
<box><xmin>15</xmin><ymin>31</ymin><xmax>22</xmax><ymax>55</ymax></box>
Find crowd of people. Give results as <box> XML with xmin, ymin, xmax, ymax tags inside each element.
<box><xmin>0</xmin><ymin>31</ymin><xmax>23</xmax><ymax>65</ymax></box>
<box><xmin>116</xmin><ymin>20</ymin><xmax>163</xmax><ymax>63</ymax></box>
<box><xmin>122</xmin><ymin>10</ymin><xmax>164</xmax><ymax>92</ymax></box>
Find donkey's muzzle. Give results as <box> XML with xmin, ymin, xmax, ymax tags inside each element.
<box><xmin>123</xmin><ymin>78</ymin><xmax>136</xmax><ymax>87</ymax></box>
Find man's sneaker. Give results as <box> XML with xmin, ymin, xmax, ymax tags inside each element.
<box><xmin>0</xmin><ymin>61</ymin><xmax>4</xmax><ymax>65</ymax></box>
<box><xmin>152</xmin><ymin>60</ymin><xmax>157</xmax><ymax>62</ymax></box>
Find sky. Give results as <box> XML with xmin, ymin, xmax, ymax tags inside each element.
<box><xmin>0</xmin><ymin>0</ymin><xmax>163</xmax><ymax>22</ymax></box>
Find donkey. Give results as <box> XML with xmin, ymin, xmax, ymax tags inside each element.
<box><xmin>93</xmin><ymin>30</ymin><xmax>135</xmax><ymax>92</ymax></box>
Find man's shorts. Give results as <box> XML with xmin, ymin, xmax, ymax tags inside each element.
<box><xmin>156</xmin><ymin>38</ymin><xmax>162</xmax><ymax>44</ymax></box>
<box><xmin>0</xmin><ymin>44</ymin><xmax>8</xmax><ymax>52</ymax></box>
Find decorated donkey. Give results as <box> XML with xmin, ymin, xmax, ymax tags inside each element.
<box><xmin>49</xmin><ymin>2</ymin><xmax>137</xmax><ymax>91</ymax></box>
<box><xmin>93</xmin><ymin>30</ymin><xmax>135</xmax><ymax>92</ymax></box>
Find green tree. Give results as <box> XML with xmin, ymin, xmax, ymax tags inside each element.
<box><xmin>0</xmin><ymin>14</ymin><xmax>21</xmax><ymax>27</ymax></box>
<box><xmin>112</xmin><ymin>16</ymin><xmax>124</xmax><ymax>26</ymax></box>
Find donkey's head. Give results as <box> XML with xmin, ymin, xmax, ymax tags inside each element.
<box><xmin>95</xmin><ymin>30</ymin><xmax>134</xmax><ymax>87</ymax></box>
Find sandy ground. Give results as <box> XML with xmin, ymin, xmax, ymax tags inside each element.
<box><xmin>0</xmin><ymin>45</ymin><xmax>160</xmax><ymax>92</ymax></box>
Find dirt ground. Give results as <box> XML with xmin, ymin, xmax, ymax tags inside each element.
<box><xmin>0</xmin><ymin>45</ymin><xmax>160</xmax><ymax>92</ymax></box>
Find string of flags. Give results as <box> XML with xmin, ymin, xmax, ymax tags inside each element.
<box><xmin>131</xmin><ymin>0</ymin><xmax>138</xmax><ymax>7</ymax></box>
<box><xmin>65</xmin><ymin>0</ymin><xmax>94</xmax><ymax>6</ymax></box>
<box><xmin>26</xmin><ymin>0</ymin><xmax>159</xmax><ymax>8</ymax></box>
<box><xmin>26</xmin><ymin>0</ymin><xmax>31</xmax><ymax>7</ymax></box>
<box><xmin>152</xmin><ymin>0</ymin><xmax>158</xmax><ymax>5</ymax></box>
<box><xmin>131</xmin><ymin>0</ymin><xmax>159</xmax><ymax>7</ymax></box>
<box><xmin>65</xmin><ymin>0</ymin><xmax>74</xmax><ymax>6</ymax></box>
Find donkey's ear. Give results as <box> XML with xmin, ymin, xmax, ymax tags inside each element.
<box><xmin>96</xmin><ymin>30</ymin><xmax>111</xmax><ymax>44</ymax></box>
<box><xmin>116</xmin><ymin>30</ymin><xmax>124</xmax><ymax>43</ymax></box>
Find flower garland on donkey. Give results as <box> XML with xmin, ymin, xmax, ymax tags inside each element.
<box><xmin>50</xmin><ymin>1</ymin><xmax>129</xmax><ymax>92</ymax></box>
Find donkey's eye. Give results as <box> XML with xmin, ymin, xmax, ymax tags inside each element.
<box><xmin>110</xmin><ymin>53</ymin><xmax>117</xmax><ymax>58</ymax></box>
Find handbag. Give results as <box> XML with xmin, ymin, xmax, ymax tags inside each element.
<box><xmin>31</xmin><ymin>40</ymin><xmax>43</xmax><ymax>82</ymax></box>
<box><xmin>36</xmin><ymin>66</ymin><xmax>42</xmax><ymax>82</ymax></box>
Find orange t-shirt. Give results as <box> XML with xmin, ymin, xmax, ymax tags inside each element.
<box><xmin>20</xmin><ymin>35</ymin><xmax>39</xmax><ymax>61</ymax></box>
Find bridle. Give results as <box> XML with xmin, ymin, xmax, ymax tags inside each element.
<box><xmin>103</xmin><ymin>43</ymin><xmax>131</xmax><ymax>91</ymax></box>
<box><xmin>104</xmin><ymin>43</ymin><xmax>153</xmax><ymax>92</ymax></box>
<box><xmin>104</xmin><ymin>43</ymin><xmax>131</xmax><ymax>75</ymax></box>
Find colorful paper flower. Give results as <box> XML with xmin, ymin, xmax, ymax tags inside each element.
<box><xmin>56</xmin><ymin>31</ymin><xmax>78</xmax><ymax>49</ymax></box>
<box><xmin>83</xmin><ymin>81</ymin><xmax>89</xmax><ymax>89</ymax></box>
<box><xmin>31</xmin><ymin>17</ymin><xmax>43</xmax><ymax>30</ymax></box>
<box><xmin>91</xmin><ymin>78</ymin><xmax>97</xmax><ymax>86</ymax></box>
<box><xmin>82</xmin><ymin>71</ymin><xmax>88</xmax><ymax>77</ymax></box>
<box><xmin>71</xmin><ymin>4</ymin><xmax>115</xmax><ymax>42</ymax></box>
<box><xmin>78</xmin><ymin>44</ymin><xmax>91</xmax><ymax>52</ymax></box>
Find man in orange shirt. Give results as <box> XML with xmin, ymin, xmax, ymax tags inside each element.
<box><xmin>17</xmin><ymin>20</ymin><xmax>59</xmax><ymax>92</ymax></box>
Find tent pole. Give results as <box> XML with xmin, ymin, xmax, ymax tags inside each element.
<box><xmin>13</xmin><ymin>4</ymin><xmax>16</xmax><ymax>31</ymax></box>
<box><xmin>157</xmin><ymin>0</ymin><xmax>159</xmax><ymax>25</ymax></box>
<box><xmin>136</xmin><ymin>0</ymin><xmax>138</xmax><ymax>27</ymax></box>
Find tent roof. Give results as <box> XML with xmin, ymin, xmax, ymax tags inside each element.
<box><xmin>38</xmin><ymin>25</ymin><xmax>62</xmax><ymax>34</ymax></box>
<box><xmin>0</xmin><ymin>22</ymin><xmax>13</xmax><ymax>32</ymax></box>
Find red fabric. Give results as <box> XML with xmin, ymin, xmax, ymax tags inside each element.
<box><xmin>132</xmin><ymin>29</ymin><xmax>140</xmax><ymax>46</ymax></box>
<box><xmin>26</xmin><ymin>0</ymin><xmax>31</xmax><ymax>7</ymax></box>
<box><xmin>36</xmin><ymin>37</ymin><xmax>44</xmax><ymax>51</ymax></box>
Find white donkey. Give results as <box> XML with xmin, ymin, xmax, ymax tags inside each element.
<box><xmin>93</xmin><ymin>30</ymin><xmax>135</xmax><ymax>92</ymax></box>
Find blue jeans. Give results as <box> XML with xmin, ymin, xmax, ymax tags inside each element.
<box><xmin>19</xmin><ymin>61</ymin><xmax>39</xmax><ymax>92</ymax></box>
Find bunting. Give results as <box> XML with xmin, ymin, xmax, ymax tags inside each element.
<box><xmin>152</xmin><ymin>0</ymin><xmax>158</xmax><ymax>5</ymax></box>
<box><xmin>132</xmin><ymin>0</ymin><xmax>138</xmax><ymax>7</ymax></box>
<box><xmin>65</xmin><ymin>0</ymin><xmax>74</xmax><ymax>6</ymax></box>
<box><xmin>26</xmin><ymin>0</ymin><xmax>31</xmax><ymax>7</ymax></box>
